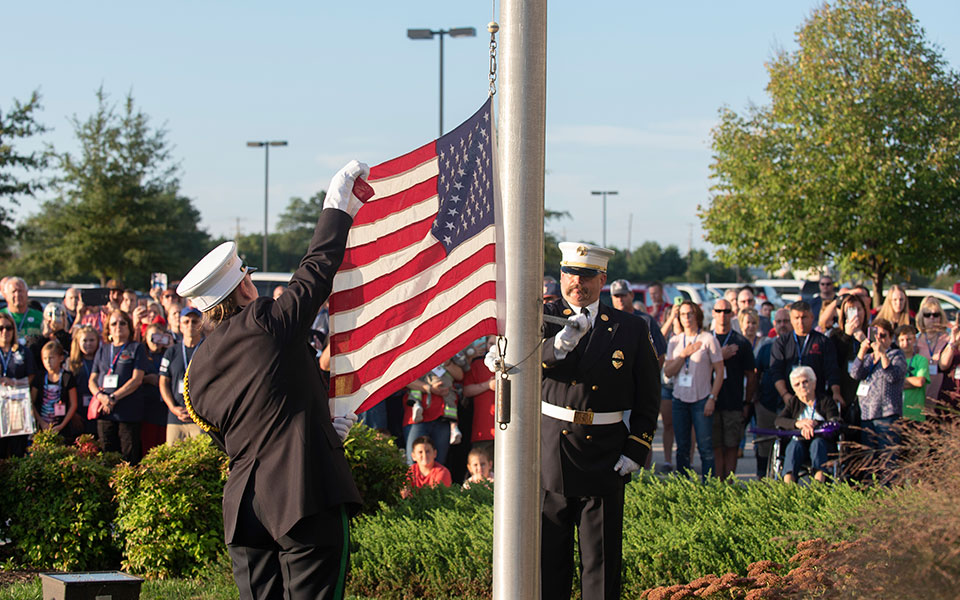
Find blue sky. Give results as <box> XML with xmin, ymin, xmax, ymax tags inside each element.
<box><xmin>5</xmin><ymin>1</ymin><xmax>959</xmax><ymax>256</ymax></box>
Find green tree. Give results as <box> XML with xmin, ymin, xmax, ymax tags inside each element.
<box><xmin>10</xmin><ymin>88</ymin><xmax>209</xmax><ymax>286</ymax></box>
<box><xmin>0</xmin><ymin>90</ymin><xmax>49</xmax><ymax>253</ymax></box>
<box><xmin>701</xmin><ymin>0</ymin><xmax>960</xmax><ymax>307</ymax></box>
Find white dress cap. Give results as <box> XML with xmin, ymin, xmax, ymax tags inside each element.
<box><xmin>558</xmin><ymin>242</ymin><xmax>615</xmax><ymax>274</ymax></box>
<box><xmin>176</xmin><ymin>241</ymin><xmax>253</xmax><ymax>312</ymax></box>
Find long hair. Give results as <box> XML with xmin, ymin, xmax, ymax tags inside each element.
<box><xmin>876</xmin><ymin>284</ymin><xmax>911</xmax><ymax>328</ymax></box>
<box><xmin>202</xmin><ymin>294</ymin><xmax>241</xmax><ymax>328</ymax></box>
<box><xmin>69</xmin><ymin>325</ymin><xmax>99</xmax><ymax>374</ymax></box>
<box><xmin>0</xmin><ymin>312</ymin><xmax>20</xmax><ymax>352</ymax></box>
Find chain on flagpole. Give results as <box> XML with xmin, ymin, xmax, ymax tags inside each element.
<box><xmin>488</xmin><ymin>21</ymin><xmax>499</xmax><ymax>97</ymax></box>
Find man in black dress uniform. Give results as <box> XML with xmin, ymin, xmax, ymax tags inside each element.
<box><xmin>539</xmin><ymin>242</ymin><xmax>661</xmax><ymax>600</ymax></box>
<box><xmin>177</xmin><ymin>160</ymin><xmax>368</xmax><ymax>600</ymax></box>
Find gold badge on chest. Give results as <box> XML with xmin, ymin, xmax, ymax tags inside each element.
<box><xmin>563</xmin><ymin>308</ymin><xmax>573</xmax><ymax>316</ymax></box>
<box><xmin>612</xmin><ymin>349</ymin><xmax>624</xmax><ymax>369</ymax></box>
<box><xmin>600</xmin><ymin>314</ymin><xmax>609</xmax><ymax>321</ymax></box>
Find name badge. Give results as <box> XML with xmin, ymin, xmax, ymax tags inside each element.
<box><xmin>856</xmin><ymin>381</ymin><xmax>870</xmax><ymax>397</ymax></box>
<box><xmin>928</xmin><ymin>359</ymin><xmax>938</xmax><ymax>376</ymax></box>
<box><xmin>177</xmin><ymin>379</ymin><xmax>185</xmax><ymax>395</ymax></box>
<box><xmin>677</xmin><ymin>373</ymin><xmax>693</xmax><ymax>388</ymax></box>
<box><xmin>54</xmin><ymin>403</ymin><xmax>66</xmax><ymax>417</ymax></box>
<box><xmin>431</xmin><ymin>366</ymin><xmax>447</xmax><ymax>378</ymax></box>
<box><xmin>955</xmin><ymin>368</ymin><xmax>960</xmax><ymax>381</ymax></box>
<box><xmin>18</xmin><ymin>337</ymin><xmax>25</xmax><ymax>346</ymax></box>
<box><xmin>103</xmin><ymin>374</ymin><xmax>119</xmax><ymax>389</ymax></box>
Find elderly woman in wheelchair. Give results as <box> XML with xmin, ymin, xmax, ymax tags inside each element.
<box><xmin>775</xmin><ymin>366</ymin><xmax>840</xmax><ymax>483</ymax></box>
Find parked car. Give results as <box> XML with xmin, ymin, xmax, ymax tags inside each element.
<box><xmin>674</xmin><ymin>283</ymin><xmax>717</xmax><ymax>326</ymax></box>
<box><xmin>752</xmin><ymin>278</ymin><xmax>817</xmax><ymax>305</ymax></box>
<box><xmin>902</xmin><ymin>288</ymin><xmax>960</xmax><ymax>322</ymax></box>
<box><xmin>250</xmin><ymin>272</ymin><xmax>295</xmax><ymax>298</ymax></box>
<box><xmin>598</xmin><ymin>282</ymin><xmax>681</xmax><ymax>312</ymax></box>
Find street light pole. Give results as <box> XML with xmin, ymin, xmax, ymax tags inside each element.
<box><xmin>246</xmin><ymin>140</ymin><xmax>288</xmax><ymax>271</ymax></box>
<box><xmin>407</xmin><ymin>26</ymin><xmax>477</xmax><ymax>137</ymax></box>
<box><xmin>591</xmin><ymin>190</ymin><xmax>619</xmax><ymax>247</ymax></box>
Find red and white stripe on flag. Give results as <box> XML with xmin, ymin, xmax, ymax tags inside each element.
<box><xmin>330</xmin><ymin>99</ymin><xmax>498</xmax><ymax>415</ymax></box>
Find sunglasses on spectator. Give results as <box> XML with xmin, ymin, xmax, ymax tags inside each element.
<box><xmin>108</xmin><ymin>321</ymin><xmax>127</xmax><ymax>327</ymax></box>
<box><xmin>0</xmin><ymin>325</ymin><xmax>13</xmax><ymax>332</ymax></box>
<box><xmin>713</xmin><ymin>308</ymin><xmax>733</xmax><ymax>314</ymax></box>
<box><xmin>923</xmin><ymin>312</ymin><xmax>941</xmax><ymax>318</ymax></box>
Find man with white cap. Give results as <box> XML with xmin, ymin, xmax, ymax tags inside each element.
<box><xmin>176</xmin><ymin>160</ymin><xmax>368</xmax><ymax>600</ymax></box>
<box><xmin>538</xmin><ymin>242</ymin><xmax>660</xmax><ymax>600</ymax></box>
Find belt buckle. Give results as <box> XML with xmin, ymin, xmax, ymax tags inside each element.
<box><xmin>573</xmin><ymin>410</ymin><xmax>593</xmax><ymax>425</ymax></box>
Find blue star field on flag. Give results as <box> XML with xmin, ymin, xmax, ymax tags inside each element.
<box><xmin>432</xmin><ymin>98</ymin><xmax>494</xmax><ymax>254</ymax></box>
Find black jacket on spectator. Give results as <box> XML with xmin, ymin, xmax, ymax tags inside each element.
<box><xmin>714</xmin><ymin>329</ymin><xmax>755</xmax><ymax>411</ymax></box>
<box><xmin>775</xmin><ymin>393</ymin><xmax>841</xmax><ymax>430</ymax></box>
<box><xmin>186</xmin><ymin>209</ymin><xmax>361</xmax><ymax>545</ymax></box>
<box><xmin>771</xmin><ymin>330</ymin><xmax>840</xmax><ymax>398</ymax></box>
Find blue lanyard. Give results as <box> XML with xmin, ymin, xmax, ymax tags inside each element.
<box><xmin>182</xmin><ymin>339</ymin><xmax>203</xmax><ymax>370</ymax></box>
<box><xmin>682</xmin><ymin>331</ymin><xmax>699</xmax><ymax>371</ymax></box>
<box><xmin>0</xmin><ymin>349</ymin><xmax>12</xmax><ymax>378</ymax></box>
<box><xmin>108</xmin><ymin>343</ymin><xmax>129</xmax><ymax>375</ymax></box>
<box><xmin>714</xmin><ymin>331</ymin><xmax>731</xmax><ymax>348</ymax></box>
<box><xmin>44</xmin><ymin>370</ymin><xmax>63</xmax><ymax>392</ymax></box>
<box><xmin>793</xmin><ymin>333</ymin><xmax>811</xmax><ymax>365</ymax></box>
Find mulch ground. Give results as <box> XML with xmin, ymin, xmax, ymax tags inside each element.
<box><xmin>0</xmin><ymin>570</ymin><xmax>41</xmax><ymax>586</ymax></box>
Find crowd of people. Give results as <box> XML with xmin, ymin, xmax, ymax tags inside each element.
<box><xmin>0</xmin><ymin>277</ymin><xmax>204</xmax><ymax>464</ymax></box>
<box><xmin>2</xmin><ymin>269</ymin><xmax>951</xmax><ymax>488</ymax></box>
<box><xmin>652</xmin><ymin>274</ymin><xmax>953</xmax><ymax>481</ymax></box>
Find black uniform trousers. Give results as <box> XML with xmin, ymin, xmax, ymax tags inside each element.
<box><xmin>541</xmin><ymin>479</ymin><xmax>625</xmax><ymax>600</ymax></box>
<box><xmin>227</xmin><ymin>496</ymin><xmax>350</xmax><ymax>600</ymax></box>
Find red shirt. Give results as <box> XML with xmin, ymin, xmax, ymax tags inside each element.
<box><xmin>407</xmin><ymin>462</ymin><xmax>452</xmax><ymax>489</ymax></box>
<box><xmin>463</xmin><ymin>358</ymin><xmax>495</xmax><ymax>442</ymax></box>
<box><xmin>648</xmin><ymin>302</ymin><xmax>672</xmax><ymax>325</ymax></box>
<box><xmin>402</xmin><ymin>386</ymin><xmax>445</xmax><ymax>426</ymax></box>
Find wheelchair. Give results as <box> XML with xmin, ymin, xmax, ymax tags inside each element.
<box><xmin>752</xmin><ymin>421</ymin><xmax>845</xmax><ymax>481</ymax></box>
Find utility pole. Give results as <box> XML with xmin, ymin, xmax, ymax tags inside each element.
<box><xmin>494</xmin><ymin>1</ymin><xmax>546</xmax><ymax>598</ymax></box>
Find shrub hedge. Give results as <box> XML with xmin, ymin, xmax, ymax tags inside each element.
<box><xmin>347</xmin><ymin>474</ymin><xmax>876</xmax><ymax>599</ymax></box>
<box><xmin>0</xmin><ymin>431</ymin><xmax>120</xmax><ymax>571</ymax></box>
<box><xmin>112</xmin><ymin>436</ymin><xmax>230</xmax><ymax>578</ymax></box>
<box><xmin>342</xmin><ymin>424</ymin><xmax>408</xmax><ymax>513</ymax></box>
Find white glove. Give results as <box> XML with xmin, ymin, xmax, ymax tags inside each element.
<box><xmin>484</xmin><ymin>345</ymin><xmax>500</xmax><ymax>373</ymax></box>
<box><xmin>322</xmin><ymin>160</ymin><xmax>371</xmax><ymax>218</ymax></box>
<box><xmin>613</xmin><ymin>454</ymin><xmax>641</xmax><ymax>476</ymax></box>
<box><xmin>553</xmin><ymin>313</ymin><xmax>591</xmax><ymax>354</ymax></box>
<box><xmin>332</xmin><ymin>412</ymin><xmax>358</xmax><ymax>442</ymax></box>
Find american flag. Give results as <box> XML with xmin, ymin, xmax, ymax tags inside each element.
<box><xmin>330</xmin><ymin>99</ymin><xmax>499</xmax><ymax>415</ymax></box>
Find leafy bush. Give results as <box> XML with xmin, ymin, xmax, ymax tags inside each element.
<box><xmin>345</xmin><ymin>474</ymin><xmax>874</xmax><ymax>599</ymax></box>
<box><xmin>349</xmin><ymin>483</ymin><xmax>494</xmax><ymax>599</ymax></box>
<box><xmin>0</xmin><ymin>431</ymin><xmax>121</xmax><ymax>570</ymax></box>
<box><xmin>343</xmin><ymin>423</ymin><xmax>408</xmax><ymax>513</ymax></box>
<box><xmin>112</xmin><ymin>436</ymin><xmax>229</xmax><ymax>578</ymax></box>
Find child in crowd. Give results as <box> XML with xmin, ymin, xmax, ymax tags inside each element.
<box><xmin>897</xmin><ymin>324</ymin><xmax>930</xmax><ymax>422</ymax></box>
<box><xmin>402</xmin><ymin>435</ymin><xmax>452</xmax><ymax>498</ymax></box>
<box><xmin>408</xmin><ymin>360</ymin><xmax>464</xmax><ymax>445</ymax></box>
<box><xmin>31</xmin><ymin>341</ymin><xmax>78</xmax><ymax>441</ymax></box>
<box><xmin>462</xmin><ymin>447</ymin><xmax>494</xmax><ymax>489</ymax></box>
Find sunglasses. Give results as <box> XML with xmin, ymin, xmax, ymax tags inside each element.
<box><xmin>108</xmin><ymin>321</ymin><xmax>128</xmax><ymax>327</ymax></box>
<box><xmin>923</xmin><ymin>312</ymin><xmax>941</xmax><ymax>318</ymax></box>
<box><xmin>713</xmin><ymin>308</ymin><xmax>733</xmax><ymax>314</ymax></box>
<box><xmin>0</xmin><ymin>325</ymin><xmax>13</xmax><ymax>332</ymax></box>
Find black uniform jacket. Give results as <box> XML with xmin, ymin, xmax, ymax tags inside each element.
<box><xmin>541</xmin><ymin>299</ymin><xmax>661</xmax><ymax>497</ymax></box>
<box><xmin>188</xmin><ymin>209</ymin><xmax>361</xmax><ymax>545</ymax></box>
<box><xmin>775</xmin><ymin>394</ymin><xmax>841</xmax><ymax>430</ymax></box>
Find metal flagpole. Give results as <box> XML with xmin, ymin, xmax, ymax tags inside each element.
<box><xmin>493</xmin><ymin>0</ymin><xmax>546</xmax><ymax>597</ymax></box>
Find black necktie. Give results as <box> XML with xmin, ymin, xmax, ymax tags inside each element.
<box><xmin>581</xmin><ymin>307</ymin><xmax>590</xmax><ymax>319</ymax></box>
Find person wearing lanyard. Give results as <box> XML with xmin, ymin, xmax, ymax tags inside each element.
<box><xmin>31</xmin><ymin>340</ymin><xmax>78</xmax><ymax>440</ymax></box>
<box><xmin>88</xmin><ymin>309</ymin><xmax>148</xmax><ymax>465</ymax></box>
<box><xmin>664</xmin><ymin>300</ymin><xmax>724</xmax><ymax>480</ymax></box>
<box><xmin>0</xmin><ymin>312</ymin><xmax>37</xmax><ymax>458</ymax></box>
<box><xmin>176</xmin><ymin>161</ymin><xmax>365</xmax><ymax>600</ymax></box>
<box><xmin>710</xmin><ymin>299</ymin><xmax>756</xmax><ymax>481</ymax></box>
<box><xmin>0</xmin><ymin>277</ymin><xmax>43</xmax><ymax>341</ymax></box>
<box><xmin>915</xmin><ymin>296</ymin><xmax>950</xmax><ymax>406</ymax></box>
<box><xmin>772</xmin><ymin>301</ymin><xmax>843</xmax><ymax>413</ymax></box>
<box><xmin>68</xmin><ymin>325</ymin><xmax>101</xmax><ymax>437</ymax></box>
<box><xmin>159</xmin><ymin>306</ymin><xmax>205</xmax><ymax>444</ymax></box>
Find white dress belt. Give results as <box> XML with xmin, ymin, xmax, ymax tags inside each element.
<box><xmin>540</xmin><ymin>401</ymin><xmax>623</xmax><ymax>426</ymax></box>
